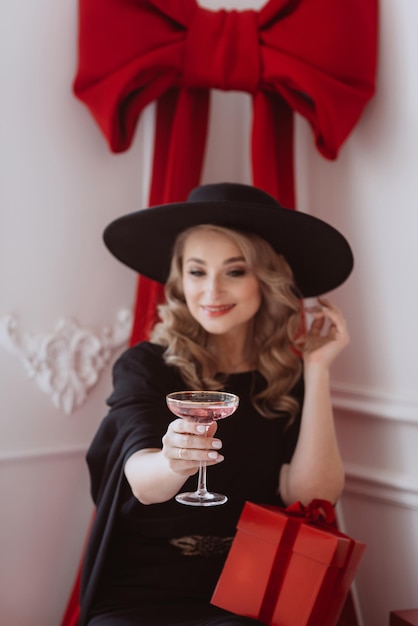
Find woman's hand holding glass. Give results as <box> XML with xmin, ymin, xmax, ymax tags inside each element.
<box><xmin>165</xmin><ymin>391</ymin><xmax>239</xmax><ymax>506</ymax></box>
<box><xmin>162</xmin><ymin>418</ymin><xmax>224</xmax><ymax>476</ymax></box>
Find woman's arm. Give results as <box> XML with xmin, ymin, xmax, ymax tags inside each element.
<box><xmin>279</xmin><ymin>299</ymin><xmax>348</xmax><ymax>506</ymax></box>
<box><xmin>124</xmin><ymin>420</ymin><xmax>224</xmax><ymax>505</ymax></box>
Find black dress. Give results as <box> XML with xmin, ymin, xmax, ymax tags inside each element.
<box><xmin>79</xmin><ymin>342</ymin><xmax>303</xmax><ymax>626</ymax></box>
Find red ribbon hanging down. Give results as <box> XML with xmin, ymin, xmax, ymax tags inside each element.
<box><xmin>73</xmin><ymin>0</ymin><xmax>378</xmax><ymax>343</ymax></box>
<box><xmin>61</xmin><ymin>1</ymin><xmax>377</xmax><ymax>624</ymax></box>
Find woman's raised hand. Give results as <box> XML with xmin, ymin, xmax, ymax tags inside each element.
<box><xmin>302</xmin><ymin>298</ymin><xmax>350</xmax><ymax>369</ymax></box>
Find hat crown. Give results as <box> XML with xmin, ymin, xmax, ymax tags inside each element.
<box><xmin>187</xmin><ymin>182</ymin><xmax>278</xmax><ymax>206</ymax></box>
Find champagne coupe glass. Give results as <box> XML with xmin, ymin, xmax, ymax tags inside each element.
<box><xmin>166</xmin><ymin>390</ymin><xmax>239</xmax><ymax>506</ymax></box>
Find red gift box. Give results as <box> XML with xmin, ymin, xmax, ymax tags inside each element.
<box><xmin>211</xmin><ymin>500</ymin><xmax>366</xmax><ymax>626</ymax></box>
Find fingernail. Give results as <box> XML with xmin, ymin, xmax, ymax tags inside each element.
<box><xmin>212</xmin><ymin>440</ymin><xmax>222</xmax><ymax>449</ymax></box>
<box><xmin>208</xmin><ymin>451</ymin><xmax>218</xmax><ymax>459</ymax></box>
<box><xmin>196</xmin><ymin>425</ymin><xmax>206</xmax><ymax>433</ymax></box>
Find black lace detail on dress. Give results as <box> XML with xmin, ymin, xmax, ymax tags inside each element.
<box><xmin>169</xmin><ymin>535</ymin><xmax>234</xmax><ymax>557</ymax></box>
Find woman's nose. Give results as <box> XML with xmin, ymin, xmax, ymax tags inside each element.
<box><xmin>206</xmin><ymin>275</ymin><xmax>223</xmax><ymax>298</ymax></box>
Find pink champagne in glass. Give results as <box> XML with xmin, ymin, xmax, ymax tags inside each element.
<box><xmin>166</xmin><ymin>391</ymin><xmax>239</xmax><ymax>506</ymax></box>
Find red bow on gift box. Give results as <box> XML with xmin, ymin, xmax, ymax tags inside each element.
<box><xmin>286</xmin><ymin>499</ymin><xmax>336</xmax><ymax>524</ymax></box>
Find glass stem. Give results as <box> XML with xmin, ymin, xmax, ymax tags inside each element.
<box><xmin>196</xmin><ymin>424</ymin><xmax>210</xmax><ymax>497</ymax></box>
<box><xmin>196</xmin><ymin>461</ymin><xmax>208</xmax><ymax>497</ymax></box>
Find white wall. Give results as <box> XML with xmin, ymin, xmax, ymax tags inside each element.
<box><xmin>294</xmin><ymin>2</ymin><xmax>418</xmax><ymax>623</ymax></box>
<box><xmin>1</xmin><ymin>1</ymin><xmax>417</xmax><ymax>625</ymax></box>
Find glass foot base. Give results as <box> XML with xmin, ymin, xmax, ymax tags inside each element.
<box><xmin>175</xmin><ymin>491</ymin><xmax>227</xmax><ymax>507</ymax></box>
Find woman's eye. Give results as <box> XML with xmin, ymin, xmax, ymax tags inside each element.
<box><xmin>189</xmin><ymin>269</ymin><xmax>205</xmax><ymax>277</ymax></box>
<box><xmin>228</xmin><ymin>268</ymin><xmax>246</xmax><ymax>277</ymax></box>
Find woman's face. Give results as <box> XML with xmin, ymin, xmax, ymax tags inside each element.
<box><xmin>181</xmin><ymin>229</ymin><xmax>261</xmax><ymax>339</ymax></box>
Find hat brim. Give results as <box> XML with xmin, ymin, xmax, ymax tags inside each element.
<box><xmin>103</xmin><ymin>200</ymin><xmax>353</xmax><ymax>298</ymax></box>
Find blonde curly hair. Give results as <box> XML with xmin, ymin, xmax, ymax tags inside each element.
<box><xmin>150</xmin><ymin>224</ymin><xmax>303</xmax><ymax>419</ymax></box>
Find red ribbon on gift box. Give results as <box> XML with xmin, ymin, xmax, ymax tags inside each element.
<box><xmin>259</xmin><ymin>499</ymin><xmax>345</xmax><ymax>625</ymax></box>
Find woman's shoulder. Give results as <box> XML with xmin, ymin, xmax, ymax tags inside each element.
<box><xmin>116</xmin><ymin>340</ymin><xmax>166</xmax><ymax>368</ymax></box>
<box><xmin>107</xmin><ymin>341</ymin><xmax>182</xmax><ymax>406</ymax></box>
<box><xmin>109</xmin><ymin>341</ymin><xmax>171</xmax><ymax>387</ymax></box>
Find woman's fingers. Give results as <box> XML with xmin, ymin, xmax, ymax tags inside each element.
<box><xmin>302</xmin><ymin>299</ymin><xmax>350</xmax><ymax>365</ymax></box>
<box><xmin>172</xmin><ymin>445</ymin><xmax>223</xmax><ymax>464</ymax></box>
<box><xmin>320</xmin><ymin>300</ymin><xmax>349</xmax><ymax>344</ymax></box>
<box><xmin>162</xmin><ymin>419</ymin><xmax>224</xmax><ymax>467</ymax></box>
<box><xmin>305</xmin><ymin>299</ymin><xmax>348</xmax><ymax>338</ymax></box>
<box><xmin>174</xmin><ymin>418</ymin><xmax>218</xmax><ymax>437</ymax></box>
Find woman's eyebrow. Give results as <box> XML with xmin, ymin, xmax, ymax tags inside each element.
<box><xmin>185</xmin><ymin>255</ymin><xmax>246</xmax><ymax>265</ymax></box>
<box><xmin>184</xmin><ymin>257</ymin><xmax>205</xmax><ymax>265</ymax></box>
<box><xmin>223</xmin><ymin>256</ymin><xmax>245</xmax><ymax>264</ymax></box>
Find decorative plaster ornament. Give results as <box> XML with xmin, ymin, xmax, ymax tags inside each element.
<box><xmin>0</xmin><ymin>310</ymin><xmax>132</xmax><ymax>415</ymax></box>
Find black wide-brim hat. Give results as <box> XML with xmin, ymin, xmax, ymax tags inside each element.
<box><xmin>103</xmin><ymin>183</ymin><xmax>353</xmax><ymax>298</ymax></box>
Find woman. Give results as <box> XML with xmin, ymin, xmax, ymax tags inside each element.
<box><xmin>80</xmin><ymin>183</ymin><xmax>353</xmax><ymax>626</ymax></box>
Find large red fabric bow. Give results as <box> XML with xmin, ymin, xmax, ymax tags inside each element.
<box><xmin>74</xmin><ymin>0</ymin><xmax>377</xmax><ymax>163</ymax></box>
<box><xmin>73</xmin><ymin>0</ymin><xmax>377</xmax><ymax>342</ymax></box>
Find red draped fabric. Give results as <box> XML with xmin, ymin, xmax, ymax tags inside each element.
<box><xmin>61</xmin><ymin>1</ymin><xmax>377</xmax><ymax>623</ymax></box>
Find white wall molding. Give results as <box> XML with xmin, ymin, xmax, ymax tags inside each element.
<box><xmin>0</xmin><ymin>310</ymin><xmax>132</xmax><ymax>416</ymax></box>
<box><xmin>0</xmin><ymin>444</ymin><xmax>87</xmax><ymax>465</ymax></box>
<box><xmin>344</xmin><ymin>462</ymin><xmax>418</xmax><ymax>510</ymax></box>
<box><xmin>332</xmin><ymin>381</ymin><xmax>418</xmax><ymax>424</ymax></box>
